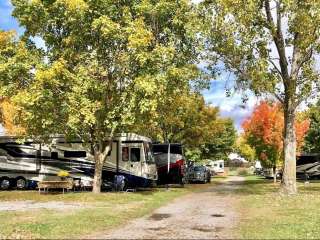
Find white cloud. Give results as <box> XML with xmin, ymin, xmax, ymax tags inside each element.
<box><xmin>202</xmin><ymin>78</ymin><xmax>258</xmax><ymax>133</ymax></box>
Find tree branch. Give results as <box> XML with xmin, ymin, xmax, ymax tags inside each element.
<box><xmin>264</xmin><ymin>0</ymin><xmax>290</xmax><ymax>84</ymax></box>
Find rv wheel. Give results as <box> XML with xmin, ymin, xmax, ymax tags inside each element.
<box><xmin>0</xmin><ymin>177</ymin><xmax>10</xmax><ymax>190</ymax></box>
<box><xmin>16</xmin><ymin>177</ymin><xmax>27</xmax><ymax>190</ymax></box>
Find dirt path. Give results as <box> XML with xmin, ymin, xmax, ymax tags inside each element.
<box><xmin>90</xmin><ymin>176</ymin><xmax>244</xmax><ymax>239</ymax></box>
<box><xmin>0</xmin><ymin>200</ymin><xmax>85</xmax><ymax>211</ymax></box>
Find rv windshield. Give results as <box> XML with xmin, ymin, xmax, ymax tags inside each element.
<box><xmin>144</xmin><ymin>142</ymin><xmax>155</xmax><ymax>164</ymax></box>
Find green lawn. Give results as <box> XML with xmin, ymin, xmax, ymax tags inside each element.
<box><xmin>235</xmin><ymin>175</ymin><xmax>320</xmax><ymax>239</ymax></box>
<box><xmin>0</xmin><ymin>179</ymin><xmax>222</xmax><ymax>239</ymax></box>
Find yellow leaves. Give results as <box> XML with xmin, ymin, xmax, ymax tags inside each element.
<box><xmin>128</xmin><ymin>18</ymin><xmax>153</xmax><ymax>51</ymax></box>
<box><xmin>134</xmin><ymin>76</ymin><xmax>157</xmax><ymax>95</ymax></box>
<box><xmin>55</xmin><ymin>0</ymin><xmax>88</xmax><ymax>12</ymax></box>
<box><xmin>0</xmin><ymin>98</ymin><xmax>25</xmax><ymax>135</ymax></box>
<box><xmin>92</xmin><ymin>16</ymin><xmax>121</xmax><ymax>39</ymax></box>
<box><xmin>0</xmin><ymin>31</ymin><xmax>16</xmax><ymax>49</ymax></box>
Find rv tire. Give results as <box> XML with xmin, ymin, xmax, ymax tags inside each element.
<box><xmin>0</xmin><ymin>177</ymin><xmax>11</xmax><ymax>190</ymax></box>
<box><xmin>16</xmin><ymin>177</ymin><xmax>27</xmax><ymax>190</ymax></box>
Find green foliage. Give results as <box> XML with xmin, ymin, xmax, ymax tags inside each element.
<box><xmin>201</xmin><ymin>118</ymin><xmax>236</xmax><ymax>160</ymax></box>
<box><xmin>131</xmin><ymin>89</ymin><xmax>236</xmax><ymax>161</ymax></box>
<box><xmin>303</xmin><ymin>100</ymin><xmax>320</xmax><ymax>153</ymax></box>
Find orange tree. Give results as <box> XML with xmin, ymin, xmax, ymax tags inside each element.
<box><xmin>242</xmin><ymin>101</ymin><xmax>309</xmax><ymax>170</ymax></box>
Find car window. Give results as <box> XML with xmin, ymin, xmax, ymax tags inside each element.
<box><xmin>194</xmin><ymin>166</ymin><xmax>204</xmax><ymax>171</ymax></box>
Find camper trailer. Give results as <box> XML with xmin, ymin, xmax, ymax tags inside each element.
<box><xmin>296</xmin><ymin>153</ymin><xmax>320</xmax><ymax>180</ymax></box>
<box><xmin>206</xmin><ymin>160</ymin><xmax>224</xmax><ymax>175</ymax></box>
<box><xmin>153</xmin><ymin>143</ymin><xmax>186</xmax><ymax>185</ymax></box>
<box><xmin>0</xmin><ymin>133</ymin><xmax>157</xmax><ymax>190</ymax></box>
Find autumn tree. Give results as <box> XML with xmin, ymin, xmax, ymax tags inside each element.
<box><xmin>201</xmin><ymin>0</ymin><xmax>320</xmax><ymax>194</ymax></box>
<box><xmin>242</xmin><ymin>101</ymin><xmax>309</xmax><ymax>179</ymax></box>
<box><xmin>236</xmin><ymin>136</ymin><xmax>256</xmax><ymax>162</ymax></box>
<box><xmin>132</xmin><ymin>90</ymin><xmax>236</xmax><ymax>161</ymax></box>
<box><xmin>0</xmin><ymin>30</ymin><xmax>40</xmax><ymax>135</ymax></box>
<box><xmin>0</xmin><ymin>99</ymin><xmax>25</xmax><ymax>135</ymax></box>
<box><xmin>5</xmin><ymin>0</ymin><xmax>202</xmax><ymax>193</ymax></box>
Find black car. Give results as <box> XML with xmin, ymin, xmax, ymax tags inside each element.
<box><xmin>187</xmin><ymin>165</ymin><xmax>211</xmax><ymax>183</ymax></box>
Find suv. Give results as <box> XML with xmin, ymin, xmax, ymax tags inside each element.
<box><xmin>187</xmin><ymin>165</ymin><xmax>211</xmax><ymax>183</ymax></box>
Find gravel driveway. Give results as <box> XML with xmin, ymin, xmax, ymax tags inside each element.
<box><xmin>90</xmin><ymin>176</ymin><xmax>244</xmax><ymax>239</ymax></box>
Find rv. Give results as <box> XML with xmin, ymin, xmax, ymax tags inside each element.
<box><xmin>153</xmin><ymin>143</ymin><xmax>186</xmax><ymax>185</ymax></box>
<box><xmin>206</xmin><ymin>160</ymin><xmax>224</xmax><ymax>175</ymax></box>
<box><xmin>296</xmin><ymin>153</ymin><xmax>320</xmax><ymax>180</ymax></box>
<box><xmin>0</xmin><ymin>133</ymin><xmax>157</xmax><ymax>190</ymax></box>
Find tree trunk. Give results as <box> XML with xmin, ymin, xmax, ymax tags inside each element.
<box><xmin>92</xmin><ymin>143</ymin><xmax>112</xmax><ymax>194</ymax></box>
<box><xmin>273</xmin><ymin>166</ymin><xmax>277</xmax><ymax>184</ymax></box>
<box><xmin>281</xmin><ymin>103</ymin><xmax>297</xmax><ymax>194</ymax></box>
<box><xmin>92</xmin><ymin>151</ymin><xmax>104</xmax><ymax>194</ymax></box>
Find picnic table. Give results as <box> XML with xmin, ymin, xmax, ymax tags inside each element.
<box><xmin>38</xmin><ymin>179</ymin><xmax>74</xmax><ymax>194</ymax></box>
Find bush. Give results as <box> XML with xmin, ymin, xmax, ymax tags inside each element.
<box><xmin>237</xmin><ymin>168</ymin><xmax>249</xmax><ymax>176</ymax></box>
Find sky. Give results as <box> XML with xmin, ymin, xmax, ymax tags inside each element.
<box><xmin>0</xmin><ymin>0</ymin><xmax>256</xmax><ymax>134</ymax></box>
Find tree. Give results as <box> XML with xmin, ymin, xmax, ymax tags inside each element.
<box><xmin>242</xmin><ymin>101</ymin><xmax>309</xmax><ymax>178</ymax></box>
<box><xmin>201</xmin><ymin>0</ymin><xmax>320</xmax><ymax>194</ymax></box>
<box><xmin>7</xmin><ymin>0</ymin><xmax>201</xmax><ymax>193</ymax></box>
<box><xmin>0</xmin><ymin>30</ymin><xmax>41</xmax><ymax>135</ymax></box>
<box><xmin>201</xmin><ymin>118</ymin><xmax>236</xmax><ymax>160</ymax></box>
<box><xmin>236</xmin><ymin>136</ymin><xmax>256</xmax><ymax>162</ymax></box>
<box><xmin>303</xmin><ymin>100</ymin><xmax>320</xmax><ymax>153</ymax></box>
<box><xmin>0</xmin><ymin>99</ymin><xmax>25</xmax><ymax>135</ymax></box>
<box><xmin>132</xmin><ymin>89</ymin><xmax>236</xmax><ymax>161</ymax></box>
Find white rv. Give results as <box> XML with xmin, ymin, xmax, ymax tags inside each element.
<box><xmin>206</xmin><ymin>160</ymin><xmax>224</xmax><ymax>175</ymax></box>
<box><xmin>0</xmin><ymin>133</ymin><xmax>157</xmax><ymax>190</ymax></box>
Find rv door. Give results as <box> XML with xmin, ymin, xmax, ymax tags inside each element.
<box><xmin>129</xmin><ymin>146</ymin><xmax>142</xmax><ymax>178</ymax></box>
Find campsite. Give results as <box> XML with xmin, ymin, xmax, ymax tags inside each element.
<box><xmin>2</xmin><ymin>0</ymin><xmax>320</xmax><ymax>239</ymax></box>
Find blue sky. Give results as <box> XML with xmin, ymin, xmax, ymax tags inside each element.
<box><xmin>0</xmin><ymin>0</ymin><xmax>256</xmax><ymax>133</ymax></box>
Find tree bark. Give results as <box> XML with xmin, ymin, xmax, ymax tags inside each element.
<box><xmin>92</xmin><ymin>151</ymin><xmax>104</xmax><ymax>194</ymax></box>
<box><xmin>281</xmin><ymin>101</ymin><xmax>297</xmax><ymax>194</ymax></box>
<box><xmin>92</xmin><ymin>143</ymin><xmax>112</xmax><ymax>194</ymax></box>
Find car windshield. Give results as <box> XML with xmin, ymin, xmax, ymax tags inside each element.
<box><xmin>193</xmin><ymin>166</ymin><xmax>205</xmax><ymax>171</ymax></box>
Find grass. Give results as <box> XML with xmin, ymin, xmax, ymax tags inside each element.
<box><xmin>0</xmin><ymin>178</ymin><xmax>222</xmax><ymax>239</ymax></box>
<box><xmin>234</xmin><ymin>175</ymin><xmax>320</xmax><ymax>239</ymax></box>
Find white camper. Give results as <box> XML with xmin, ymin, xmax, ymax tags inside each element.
<box><xmin>206</xmin><ymin>160</ymin><xmax>224</xmax><ymax>174</ymax></box>
<box><xmin>0</xmin><ymin>133</ymin><xmax>157</xmax><ymax>190</ymax></box>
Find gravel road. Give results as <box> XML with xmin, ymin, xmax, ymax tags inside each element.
<box><xmin>90</xmin><ymin>176</ymin><xmax>244</xmax><ymax>239</ymax></box>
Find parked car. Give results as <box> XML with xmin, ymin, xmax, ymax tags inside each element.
<box><xmin>187</xmin><ymin>165</ymin><xmax>211</xmax><ymax>183</ymax></box>
<box><xmin>263</xmin><ymin>168</ymin><xmax>282</xmax><ymax>179</ymax></box>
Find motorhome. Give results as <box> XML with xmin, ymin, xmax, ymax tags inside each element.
<box><xmin>153</xmin><ymin>143</ymin><xmax>186</xmax><ymax>185</ymax></box>
<box><xmin>296</xmin><ymin>153</ymin><xmax>320</xmax><ymax>180</ymax></box>
<box><xmin>206</xmin><ymin>160</ymin><xmax>224</xmax><ymax>175</ymax></box>
<box><xmin>0</xmin><ymin>133</ymin><xmax>157</xmax><ymax>190</ymax></box>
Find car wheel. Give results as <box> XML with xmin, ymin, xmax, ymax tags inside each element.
<box><xmin>16</xmin><ymin>177</ymin><xmax>27</xmax><ymax>190</ymax></box>
<box><xmin>0</xmin><ymin>177</ymin><xmax>11</xmax><ymax>190</ymax></box>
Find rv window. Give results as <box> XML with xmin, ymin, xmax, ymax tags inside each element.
<box><xmin>64</xmin><ymin>151</ymin><xmax>86</xmax><ymax>158</ymax></box>
<box><xmin>122</xmin><ymin>147</ymin><xmax>129</xmax><ymax>161</ymax></box>
<box><xmin>51</xmin><ymin>152</ymin><xmax>58</xmax><ymax>159</ymax></box>
<box><xmin>6</xmin><ymin>146</ymin><xmax>37</xmax><ymax>158</ymax></box>
<box><xmin>130</xmin><ymin>148</ymin><xmax>140</xmax><ymax>162</ymax></box>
